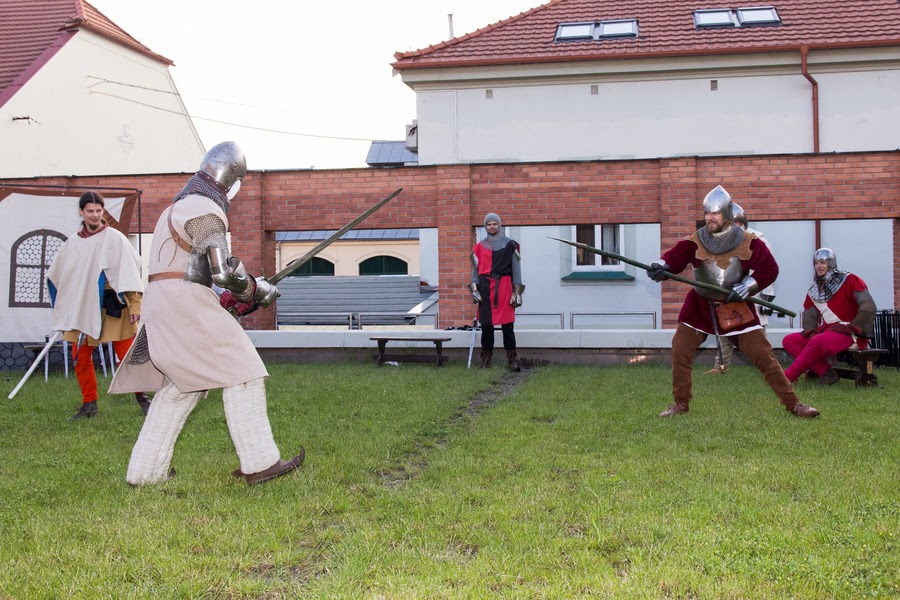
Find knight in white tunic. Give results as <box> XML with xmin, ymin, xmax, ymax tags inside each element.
<box><xmin>111</xmin><ymin>142</ymin><xmax>304</xmax><ymax>486</ymax></box>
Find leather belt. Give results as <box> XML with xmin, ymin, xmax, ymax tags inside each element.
<box><xmin>148</xmin><ymin>272</ymin><xmax>184</xmax><ymax>283</ymax></box>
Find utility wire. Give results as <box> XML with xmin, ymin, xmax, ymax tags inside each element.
<box><xmin>89</xmin><ymin>90</ymin><xmax>380</xmax><ymax>142</ymax></box>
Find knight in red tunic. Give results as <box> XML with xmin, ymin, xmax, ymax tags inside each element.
<box><xmin>782</xmin><ymin>248</ymin><xmax>876</xmax><ymax>385</ymax></box>
<box><xmin>469</xmin><ymin>213</ymin><xmax>524</xmax><ymax>371</ymax></box>
<box><xmin>647</xmin><ymin>185</ymin><xmax>819</xmax><ymax>418</ymax></box>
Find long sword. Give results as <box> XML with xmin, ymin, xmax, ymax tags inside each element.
<box><xmin>549</xmin><ymin>236</ymin><xmax>796</xmax><ymax>318</ymax></box>
<box><xmin>267</xmin><ymin>188</ymin><xmax>402</xmax><ymax>285</ymax></box>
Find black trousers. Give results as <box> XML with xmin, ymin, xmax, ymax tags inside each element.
<box><xmin>481</xmin><ymin>321</ymin><xmax>516</xmax><ymax>352</ymax></box>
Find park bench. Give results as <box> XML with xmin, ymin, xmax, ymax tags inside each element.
<box><xmin>833</xmin><ymin>348</ymin><xmax>889</xmax><ymax>387</ymax></box>
<box><xmin>370</xmin><ymin>337</ymin><xmax>452</xmax><ymax>367</ymax></box>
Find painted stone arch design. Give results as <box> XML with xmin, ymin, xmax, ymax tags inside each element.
<box><xmin>9</xmin><ymin>229</ymin><xmax>67</xmax><ymax>307</ymax></box>
<box><xmin>359</xmin><ymin>255</ymin><xmax>409</xmax><ymax>276</ymax></box>
<box><xmin>287</xmin><ymin>256</ymin><xmax>335</xmax><ymax>277</ymax></box>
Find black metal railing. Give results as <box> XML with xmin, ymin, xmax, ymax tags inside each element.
<box><xmin>872</xmin><ymin>309</ymin><xmax>900</xmax><ymax>368</ymax></box>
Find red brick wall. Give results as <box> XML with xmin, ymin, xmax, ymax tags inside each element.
<box><xmin>7</xmin><ymin>151</ymin><xmax>898</xmax><ymax>330</ymax></box>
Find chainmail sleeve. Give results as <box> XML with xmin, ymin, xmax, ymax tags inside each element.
<box><xmin>183</xmin><ymin>214</ymin><xmax>228</xmax><ymax>256</ymax></box>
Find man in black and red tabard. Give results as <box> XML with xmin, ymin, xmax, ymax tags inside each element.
<box><xmin>469</xmin><ymin>213</ymin><xmax>524</xmax><ymax>371</ymax></box>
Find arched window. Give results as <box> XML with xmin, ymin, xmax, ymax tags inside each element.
<box><xmin>287</xmin><ymin>256</ymin><xmax>335</xmax><ymax>277</ymax></box>
<box><xmin>9</xmin><ymin>229</ymin><xmax>66</xmax><ymax>307</ymax></box>
<box><xmin>359</xmin><ymin>255</ymin><xmax>408</xmax><ymax>276</ymax></box>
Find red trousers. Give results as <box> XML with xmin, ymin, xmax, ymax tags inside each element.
<box><xmin>782</xmin><ymin>330</ymin><xmax>854</xmax><ymax>382</ymax></box>
<box><xmin>72</xmin><ymin>338</ymin><xmax>134</xmax><ymax>403</ymax></box>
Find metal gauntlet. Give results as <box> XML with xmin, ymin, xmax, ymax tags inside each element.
<box><xmin>468</xmin><ymin>282</ymin><xmax>483</xmax><ymax>304</ymax></box>
<box><xmin>253</xmin><ymin>277</ymin><xmax>279</xmax><ymax>307</ymax></box>
<box><xmin>510</xmin><ymin>283</ymin><xmax>525</xmax><ymax>307</ymax></box>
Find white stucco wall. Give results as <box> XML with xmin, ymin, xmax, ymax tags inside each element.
<box><xmin>0</xmin><ymin>30</ymin><xmax>204</xmax><ymax>178</ymax></box>
<box><xmin>409</xmin><ymin>52</ymin><xmax>900</xmax><ymax>165</ymax></box>
<box><xmin>454</xmin><ymin>220</ymin><xmax>894</xmax><ymax>331</ymax></box>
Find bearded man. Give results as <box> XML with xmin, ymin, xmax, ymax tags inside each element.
<box><xmin>782</xmin><ymin>248</ymin><xmax>876</xmax><ymax>385</ymax></box>
<box><xmin>46</xmin><ymin>191</ymin><xmax>149</xmax><ymax>419</ymax></box>
<box><xmin>647</xmin><ymin>185</ymin><xmax>819</xmax><ymax>418</ymax></box>
<box><xmin>111</xmin><ymin>142</ymin><xmax>304</xmax><ymax>486</ymax></box>
<box><xmin>469</xmin><ymin>212</ymin><xmax>525</xmax><ymax>371</ymax></box>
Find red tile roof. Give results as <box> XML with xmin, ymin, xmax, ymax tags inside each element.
<box><xmin>393</xmin><ymin>0</ymin><xmax>900</xmax><ymax>69</ymax></box>
<box><xmin>0</xmin><ymin>0</ymin><xmax>171</xmax><ymax>108</ymax></box>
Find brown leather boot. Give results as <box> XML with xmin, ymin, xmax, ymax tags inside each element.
<box><xmin>480</xmin><ymin>350</ymin><xmax>493</xmax><ymax>368</ymax></box>
<box><xmin>787</xmin><ymin>402</ymin><xmax>820</xmax><ymax>418</ymax></box>
<box><xmin>506</xmin><ymin>350</ymin><xmax>521</xmax><ymax>372</ymax></box>
<box><xmin>244</xmin><ymin>448</ymin><xmax>306</xmax><ymax>485</ymax></box>
<box><xmin>659</xmin><ymin>403</ymin><xmax>689</xmax><ymax>417</ymax></box>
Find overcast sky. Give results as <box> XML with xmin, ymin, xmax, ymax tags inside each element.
<box><xmin>88</xmin><ymin>0</ymin><xmax>543</xmax><ymax>171</ymax></box>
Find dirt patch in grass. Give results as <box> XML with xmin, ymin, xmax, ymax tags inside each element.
<box><xmin>379</xmin><ymin>368</ymin><xmax>531</xmax><ymax>488</ymax></box>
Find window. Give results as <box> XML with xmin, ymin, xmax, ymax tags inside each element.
<box><xmin>555</xmin><ymin>19</ymin><xmax>638</xmax><ymax>42</ymax></box>
<box><xmin>9</xmin><ymin>229</ymin><xmax>66</xmax><ymax>307</ymax></box>
<box><xmin>598</xmin><ymin>19</ymin><xmax>638</xmax><ymax>38</ymax></box>
<box><xmin>694</xmin><ymin>7</ymin><xmax>781</xmax><ymax>28</ymax></box>
<box><xmin>694</xmin><ymin>9</ymin><xmax>735</xmax><ymax>28</ymax></box>
<box><xmin>359</xmin><ymin>255</ymin><xmax>408</xmax><ymax>276</ymax></box>
<box><xmin>574</xmin><ymin>224</ymin><xmax>621</xmax><ymax>269</ymax></box>
<box><xmin>556</xmin><ymin>22</ymin><xmax>593</xmax><ymax>40</ymax></box>
<box><xmin>736</xmin><ymin>6</ymin><xmax>780</xmax><ymax>26</ymax></box>
<box><xmin>287</xmin><ymin>257</ymin><xmax>334</xmax><ymax>277</ymax></box>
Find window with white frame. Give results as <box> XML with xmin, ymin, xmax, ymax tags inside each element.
<box><xmin>573</xmin><ymin>224</ymin><xmax>622</xmax><ymax>269</ymax></box>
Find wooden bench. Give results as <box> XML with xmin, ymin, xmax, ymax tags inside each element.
<box><xmin>370</xmin><ymin>337</ymin><xmax>452</xmax><ymax>367</ymax></box>
<box><xmin>833</xmin><ymin>348</ymin><xmax>889</xmax><ymax>387</ymax></box>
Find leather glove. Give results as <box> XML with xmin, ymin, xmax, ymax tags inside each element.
<box><xmin>219</xmin><ymin>290</ymin><xmax>259</xmax><ymax>317</ymax></box>
<box><xmin>758</xmin><ymin>294</ymin><xmax>775</xmax><ymax>316</ymax></box>
<box><xmin>510</xmin><ymin>292</ymin><xmax>522</xmax><ymax>308</ymax></box>
<box><xmin>468</xmin><ymin>283</ymin><xmax>483</xmax><ymax>304</ymax></box>
<box><xmin>727</xmin><ymin>281</ymin><xmax>751</xmax><ymax>303</ymax></box>
<box><xmin>647</xmin><ymin>262</ymin><xmax>670</xmax><ymax>282</ymax></box>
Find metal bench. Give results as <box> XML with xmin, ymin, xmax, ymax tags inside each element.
<box><xmin>833</xmin><ymin>348</ymin><xmax>889</xmax><ymax>387</ymax></box>
<box><xmin>370</xmin><ymin>337</ymin><xmax>452</xmax><ymax>367</ymax></box>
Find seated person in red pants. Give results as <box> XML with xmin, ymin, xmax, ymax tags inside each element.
<box><xmin>46</xmin><ymin>191</ymin><xmax>150</xmax><ymax>419</ymax></box>
<box><xmin>782</xmin><ymin>248</ymin><xmax>876</xmax><ymax>385</ymax></box>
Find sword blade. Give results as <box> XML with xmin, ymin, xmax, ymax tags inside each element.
<box><xmin>268</xmin><ymin>188</ymin><xmax>402</xmax><ymax>285</ymax></box>
<box><xmin>548</xmin><ymin>236</ymin><xmax>796</xmax><ymax>318</ymax></box>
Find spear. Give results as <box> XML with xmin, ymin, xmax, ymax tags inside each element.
<box><xmin>549</xmin><ymin>236</ymin><xmax>796</xmax><ymax>318</ymax></box>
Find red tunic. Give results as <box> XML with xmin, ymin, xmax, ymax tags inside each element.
<box><xmin>804</xmin><ymin>273</ymin><xmax>869</xmax><ymax>326</ymax></box>
<box><xmin>661</xmin><ymin>235</ymin><xmax>778</xmax><ymax>335</ymax></box>
<box><xmin>473</xmin><ymin>239</ymin><xmax>518</xmax><ymax>325</ymax></box>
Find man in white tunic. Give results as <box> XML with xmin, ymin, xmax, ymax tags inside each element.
<box><xmin>47</xmin><ymin>191</ymin><xmax>148</xmax><ymax>419</ymax></box>
<box><xmin>111</xmin><ymin>142</ymin><xmax>304</xmax><ymax>486</ymax></box>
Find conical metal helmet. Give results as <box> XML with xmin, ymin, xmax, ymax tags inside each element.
<box><xmin>813</xmin><ymin>247</ymin><xmax>838</xmax><ymax>271</ymax></box>
<box><xmin>198</xmin><ymin>141</ymin><xmax>246</xmax><ymax>191</ymax></box>
<box><xmin>731</xmin><ymin>202</ymin><xmax>747</xmax><ymax>227</ymax></box>
<box><xmin>702</xmin><ymin>185</ymin><xmax>734</xmax><ymax>222</ymax></box>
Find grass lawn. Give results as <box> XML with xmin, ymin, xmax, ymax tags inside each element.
<box><xmin>0</xmin><ymin>361</ymin><xmax>897</xmax><ymax>599</ymax></box>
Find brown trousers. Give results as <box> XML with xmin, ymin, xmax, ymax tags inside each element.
<box><xmin>672</xmin><ymin>324</ymin><xmax>798</xmax><ymax>409</ymax></box>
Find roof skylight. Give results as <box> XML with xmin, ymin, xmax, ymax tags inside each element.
<box><xmin>555</xmin><ymin>19</ymin><xmax>639</xmax><ymax>42</ymax></box>
<box><xmin>694</xmin><ymin>9</ymin><xmax>735</xmax><ymax>28</ymax></box>
<box><xmin>694</xmin><ymin>6</ymin><xmax>782</xmax><ymax>28</ymax></box>
<box><xmin>736</xmin><ymin>7</ymin><xmax>781</xmax><ymax>25</ymax></box>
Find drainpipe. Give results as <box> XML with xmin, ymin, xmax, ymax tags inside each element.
<box><xmin>800</xmin><ymin>46</ymin><xmax>820</xmax><ymax>153</ymax></box>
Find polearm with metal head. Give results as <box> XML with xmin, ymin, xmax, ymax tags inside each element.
<box><xmin>548</xmin><ymin>237</ymin><xmax>796</xmax><ymax>318</ymax></box>
<box><xmin>267</xmin><ymin>187</ymin><xmax>403</xmax><ymax>285</ymax></box>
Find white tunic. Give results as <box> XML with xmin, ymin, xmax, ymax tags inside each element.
<box><xmin>110</xmin><ymin>195</ymin><xmax>268</xmax><ymax>394</ymax></box>
<box><xmin>46</xmin><ymin>226</ymin><xmax>143</xmax><ymax>340</ymax></box>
